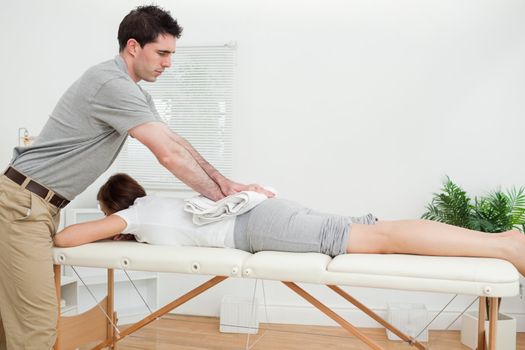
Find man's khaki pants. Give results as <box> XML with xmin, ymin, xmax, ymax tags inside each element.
<box><xmin>0</xmin><ymin>175</ymin><xmax>60</xmax><ymax>350</ymax></box>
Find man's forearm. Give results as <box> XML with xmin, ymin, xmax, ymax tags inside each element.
<box><xmin>170</xmin><ymin>133</ymin><xmax>227</xmax><ymax>186</ymax></box>
<box><xmin>166</xmin><ymin>130</ymin><xmax>274</xmax><ymax>198</ymax></box>
<box><xmin>160</xmin><ymin>144</ymin><xmax>225</xmax><ymax>201</ymax></box>
<box><xmin>129</xmin><ymin>122</ymin><xmax>227</xmax><ymax>200</ymax></box>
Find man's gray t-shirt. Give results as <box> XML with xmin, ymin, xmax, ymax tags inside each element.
<box><xmin>11</xmin><ymin>56</ymin><xmax>162</xmax><ymax>200</ymax></box>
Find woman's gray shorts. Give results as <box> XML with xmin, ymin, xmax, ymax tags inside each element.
<box><xmin>233</xmin><ymin>198</ymin><xmax>377</xmax><ymax>257</ymax></box>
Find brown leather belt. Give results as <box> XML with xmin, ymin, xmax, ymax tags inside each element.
<box><xmin>3</xmin><ymin>166</ymin><xmax>70</xmax><ymax>209</ymax></box>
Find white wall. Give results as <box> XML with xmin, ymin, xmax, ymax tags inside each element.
<box><xmin>2</xmin><ymin>0</ymin><xmax>525</xmax><ymax>330</ymax></box>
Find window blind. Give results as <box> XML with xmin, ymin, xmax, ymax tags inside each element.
<box><xmin>116</xmin><ymin>44</ymin><xmax>235</xmax><ymax>190</ymax></box>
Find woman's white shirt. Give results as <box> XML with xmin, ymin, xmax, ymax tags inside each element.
<box><xmin>113</xmin><ymin>195</ymin><xmax>236</xmax><ymax>248</ymax></box>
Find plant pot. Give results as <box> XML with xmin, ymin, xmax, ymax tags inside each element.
<box><xmin>460</xmin><ymin>311</ymin><xmax>516</xmax><ymax>350</ymax></box>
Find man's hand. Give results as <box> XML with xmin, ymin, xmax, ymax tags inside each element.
<box><xmin>219</xmin><ymin>178</ymin><xmax>275</xmax><ymax>198</ymax></box>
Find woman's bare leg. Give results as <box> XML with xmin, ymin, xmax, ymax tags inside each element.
<box><xmin>346</xmin><ymin>219</ymin><xmax>523</xmax><ymax>274</ymax></box>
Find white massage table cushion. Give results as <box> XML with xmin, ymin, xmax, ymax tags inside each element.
<box><xmin>242</xmin><ymin>252</ymin><xmax>519</xmax><ymax>297</ymax></box>
<box><xmin>326</xmin><ymin>254</ymin><xmax>519</xmax><ymax>296</ymax></box>
<box><xmin>53</xmin><ymin>242</ymin><xmax>520</xmax><ymax>297</ymax></box>
<box><xmin>53</xmin><ymin>241</ymin><xmax>250</xmax><ymax>277</ymax></box>
<box><xmin>242</xmin><ymin>251</ymin><xmax>331</xmax><ymax>283</ymax></box>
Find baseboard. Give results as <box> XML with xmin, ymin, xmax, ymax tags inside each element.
<box><xmin>117</xmin><ymin>300</ymin><xmax>525</xmax><ymax>332</ymax></box>
<box><xmin>161</xmin><ymin>304</ymin><xmax>525</xmax><ymax>332</ymax></box>
<box><xmin>255</xmin><ymin>304</ymin><xmax>525</xmax><ymax>332</ymax></box>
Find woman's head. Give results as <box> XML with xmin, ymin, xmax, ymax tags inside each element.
<box><xmin>97</xmin><ymin>173</ymin><xmax>146</xmax><ymax>215</ymax></box>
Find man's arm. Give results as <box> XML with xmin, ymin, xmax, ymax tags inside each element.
<box><xmin>167</xmin><ymin>131</ymin><xmax>274</xmax><ymax>197</ymax></box>
<box><xmin>129</xmin><ymin>122</ymin><xmax>225</xmax><ymax>200</ymax></box>
<box><xmin>130</xmin><ymin>122</ymin><xmax>275</xmax><ymax>199</ymax></box>
<box><xmin>168</xmin><ymin>131</ymin><xmax>229</xmax><ymax>192</ymax></box>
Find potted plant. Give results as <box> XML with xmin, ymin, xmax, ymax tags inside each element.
<box><xmin>422</xmin><ymin>177</ymin><xmax>525</xmax><ymax>233</ymax></box>
<box><xmin>421</xmin><ymin>177</ymin><xmax>525</xmax><ymax>349</ymax></box>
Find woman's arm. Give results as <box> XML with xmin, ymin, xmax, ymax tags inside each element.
<box><xmin>54</xmin><ymin>215</ymin><xmax>127</xmax><ymax>247</ymax></box>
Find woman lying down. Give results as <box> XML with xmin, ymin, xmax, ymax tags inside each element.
<box><xmin>54</xmin><ymin>173</ymin><xmax>525</xmax><ymax>276</ymax></box>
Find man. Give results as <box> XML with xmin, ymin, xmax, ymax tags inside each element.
<box><xmin>0</xmin><ymin>5</ymin><xmax>272</xmax><ymax>350</ymax></box>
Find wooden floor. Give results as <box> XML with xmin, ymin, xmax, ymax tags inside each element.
<box><xmin>100</xmin><ymin>315</ymin><xmax>525</xmax><ymax>350</ymax></box>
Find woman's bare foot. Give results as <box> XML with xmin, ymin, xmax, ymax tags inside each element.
<box><xmin>506</xmin><ymin>232</ymin><xmax>525</xmax><ymax>276</ymax></box>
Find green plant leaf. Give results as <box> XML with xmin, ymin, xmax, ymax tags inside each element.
<box><xmin>421</xmin><ymin>177</ymin><xmax>472</xmax><ymax>228</ymax></box>
<box><xmin>471</xmin><ymin>194</ymin><xmax>512</xmax><ymax>232</ymax></box>
<box><xmin>422</xmin><ymin>177</ymin><xmax>525</xmax><ymax>233</ymax></box>
<box><xmin>506</xmin><ymin>187</ymin><xmax>525</xmax><ymax>231</ymax></box>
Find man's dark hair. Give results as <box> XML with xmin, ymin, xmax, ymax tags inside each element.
<box><xmin>118</xmin><ymin>5</ymin><xmax>183</xmax><ymax>52</ymax></box>
<box><xmin>97</xmin><ymin>173</ymin><xmax>147</xmax><ymax>214</ymax></box>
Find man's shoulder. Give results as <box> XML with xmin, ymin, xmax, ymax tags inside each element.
<box><xmin>77</xmin><ymin>57</ymin><xmax>141</xmax><ymax>99</ymax></box>
<box><xmin>82</xmin><ymin>57</ymin><xmax>130</xmax><ymax>85</ymax></box>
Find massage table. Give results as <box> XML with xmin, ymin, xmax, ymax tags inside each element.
<box><xmin>52</xmin><ymin>241</ymin><xmax>520</xmax><ymax>350</ymax></box>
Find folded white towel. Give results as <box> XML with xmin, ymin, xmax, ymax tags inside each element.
<box><xmin>184</xmin><ymin>190</ymin><xmax>269</xmax><ymax>225</ymax></box>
